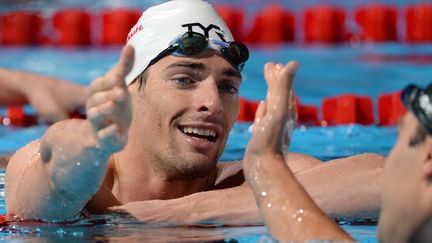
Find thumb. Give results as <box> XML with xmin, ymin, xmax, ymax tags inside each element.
<box><xmin>107</xmin><ymin>45</ymin><xmax>135</xmax><ymax>80</ymax></box>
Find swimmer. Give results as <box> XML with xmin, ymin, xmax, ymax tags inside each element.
<box><xmin>243</xmin><ymin>82</ymin><xmax>432</xmax><ymax>242</ymax></box>
<box><xmin>0</xmin><ymin>68</ymin><xmax>88</xmax><ymax>123</ymax></box>
<box><xmin>5</xmin><ymin>0</ymin><xmax>384</xmax><ymax>224</ymax></box>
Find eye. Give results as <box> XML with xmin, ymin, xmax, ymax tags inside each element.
<box><xmin>172</xmin><ymin>77</ymin><xmax>195</xmax><ymax>88</ymax></box>
<box><xmin>219</xmin><ymin>83</ymin><xmax>239</xmax><ymax>95</ymax></box>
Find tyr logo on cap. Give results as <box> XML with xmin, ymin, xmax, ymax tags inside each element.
<box><xmin>182</xmin><ymin>23</ymin><xmax>227</xmax><ymax>42</ymax></box>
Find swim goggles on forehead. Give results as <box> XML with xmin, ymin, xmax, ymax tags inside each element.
<box><xmin>149</xmin><ymin>31</ymin><xmax>249</xmax><ymax>72</ymax></box>
<box><xmin>401</xmin><ymin>83</ymin><xmax>432</xmax><ymax>134</ymax></box>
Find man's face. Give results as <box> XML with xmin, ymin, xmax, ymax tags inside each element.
<box><xmin>128</xmin><ymin>51</ymin><xmax>241</xmax><ymax>179</ymax></box>
<box><xmin>379</xmin><ymin>112</ymin><xmax>432</xmax><ymax>243</ymax></box>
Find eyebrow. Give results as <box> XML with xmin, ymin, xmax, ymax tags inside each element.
<box><xmin>223</xmin><ymin>68</ymin><xmax>242</xmax><ymax>80</ymax></box>
<box><xmin>166</xmin><ymin>61</ymin><xmax>206</xmax><ymax>71</ymax></box>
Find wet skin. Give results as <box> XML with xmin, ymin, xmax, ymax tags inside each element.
<box><xmin>379</xmin><ymin>112</ymin><xmax>432</xmax><ymax>243</ymax></box>
<box><xmin>5</xmin><ymin>46</ymin><xmax>384</xmax><ymax>225</ymax></box>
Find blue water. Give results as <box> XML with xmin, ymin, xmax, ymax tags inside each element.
<box><xmin>2</xmin><ymin>0</ymin><xmax>432</xmax><ymax>242</ymax></box>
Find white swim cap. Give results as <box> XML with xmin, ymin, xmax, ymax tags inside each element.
<box><xmin>125</xmin><ymin>0</ymin><xmax>235</xmax><ymax>85</ymax></box>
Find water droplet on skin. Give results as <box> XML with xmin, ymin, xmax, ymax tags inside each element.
<box><xmin>292</xmin><ymin>208</ymin><xmax>305</xmax><ymax>222</ymax></box>
<box><xmin>266</xmin><ymin>203</ymin><xmax>272</xmax><ymax>208</ymax></box>
<box><xmin>281</xmin><ymin>206</ymin><xmax>286</xmax><ymax>211</ymax></box>
<box><xmin>261</xmin><ymin>191</ymin><xmax>267</xmax><ymax>197</ymax></box>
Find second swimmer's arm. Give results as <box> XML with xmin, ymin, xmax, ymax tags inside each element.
<box><xmin>4</xmin><ymin>46</ymin><xmax>134</xmax><ymax>221</ymax></box>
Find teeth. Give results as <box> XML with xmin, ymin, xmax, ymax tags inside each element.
<box><xmin>182</xmin><ymin>127</ymin><xmax>216</xmax><ymax>138</ymax></box>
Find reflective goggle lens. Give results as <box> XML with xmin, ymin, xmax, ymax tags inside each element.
<box><xmin>173</xmin><ymin>32</ymin><xmax>249</xmax><ymax>71</ymax></box>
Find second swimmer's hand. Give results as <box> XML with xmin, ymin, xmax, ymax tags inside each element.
<box><xmin>243</xmin><ymin>61</ymin><xmax>299</xmax><ymax>172</ymax></box>
<box><xmin>86</xmin><ymin>46</ymin><xmax>134</xmax><ymax>153</ymax></box>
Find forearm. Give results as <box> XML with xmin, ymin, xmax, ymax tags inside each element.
<box><xmin>0</xmin><ymin>68</ymin><xmax>29</xmax><ymax>105</ymax></box>
<box><xmin>296</xmin><ymin>153</ymin><xmax>384</xmax><ymax>219</ymax></box>
<box><xmin>29</xmin><ymin>119</ymin><xmax>112</xmax><ymax>219</ymax></box>
<box><xmin>246</xmin><ymin>154</ymin><xmax>352</xmax><ymax>242</ymax></box>
<box><xmin>184</xmin><ymin>184</ymin><xmax>262</xmax><ymax>225</ymax></box>
<box><xmin>41</xmin><ymin>119</ymin><xmax>111</xmax><ymax>198</ymax></box>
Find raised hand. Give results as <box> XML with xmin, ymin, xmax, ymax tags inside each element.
<box><xmin>244</xmin><ymin>61</ymin><xmax>298</xmax><ymax>167</ymax></box>
<box><xmin>86</xmin><ymin>45</ymin><xmax>134</xmax><ymax>152</ymax></box>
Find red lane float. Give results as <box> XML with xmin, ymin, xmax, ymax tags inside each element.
<box><xmin>322</xmin><ymin>95</ymin><xmax>373</xmax><ymax>125</ymax></box>
<box><xmin>238</xmin><ymin>97</ymin><xmax>319</xmax><ymax>126</ymax></box>
<box><xmin>355</xmin><ymin>4</ymin><xmax>398</xmax><ymax>42</ymax></box>
<box><xmin>247</xmin><ymin>4</ymin><xmax>295</xmax><ymax>44</ymax></box>
<box><xmin>298</xmin><ymin>105</ymin><xmax>319</xmax><ymax>126</ymax></box>
<box><xmin>378</xmin><ymin>92</ymin><xmax>406</xmax><ymax>126</ymax></box>
<box><xmin>1</xmin><ymin>11</ymin><xmax>42</xmax><ymax>45</ymax></box>
<box><xmin>102</xmin><ymin>8</ymin><xmax>141</xmax><ymax>45</ymax></box>
<box><xmin>406</xmin><ymin>4</ymin><xmax>432</xmax><ymax>42</ymax></box>
<box><xmin>53</xmin><ymin>9</ymin><xmax>91</xmax><ymax>46</ymax></box>
<box><xmin>304</xmin><ymin>5</ymin><xmax>347</xmax><ymax>43</ymax></box>
<box><xmin>238</xmin><ymin>98</ymin><xmax>259</xmax><ymax>122</ymax></box>
<box><xmin>295</xmin><ymin>97</ymin><xmax>319</xmax><ymax>126</ymax></box>
<box><xmin>215</xmin><ymin>5</ymin><xmax>245</xmax><ymax>42</ymax></box>
<box><xmin>6</xmin><ymin>106</ymin><xmax>38</xmax><ymax>127</ymax></box>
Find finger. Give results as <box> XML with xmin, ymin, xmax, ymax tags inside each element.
<box><xmin>86</xmin><ymin>87</ymin><xmax>126</xmax><ymax>109</ymax></box>
<box><xmin>265</xmin><ymin>61</ymin><xmax>299</xmax><ymax>117</ymax></box>
<box><xmin>107</xmin><ymin>45</ymin><xmax>135</xmax><ymax>81</ymax></box>
<box><xmin>254</xmin><ymin>100</ymin><xmax>266</xmax><ymax>124</ymax></box>
<box><xmin>89</xmin><ymin>76</ymin><xmax>120</xmax><ymax>95</ymax></box>
<box><xmin>87</xmin><ymin>101</ymin><xmax>115</xmax><ymax>129</ymax></box>
<box><xmin>98</xmin><ymin>124</ymin><xmax>126</xmax><ymax>151</ymax></box>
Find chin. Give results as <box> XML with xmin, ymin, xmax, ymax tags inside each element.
<box><xmin>172</xmin><ymin>152</ymin><xmax>219</xmax><ymax>179</ymax></box>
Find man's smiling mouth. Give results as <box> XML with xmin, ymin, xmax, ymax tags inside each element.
<box><xmin>179</xmin><ymin>126</ymin><xmax>218</xmax><ymax>142</ymax></box>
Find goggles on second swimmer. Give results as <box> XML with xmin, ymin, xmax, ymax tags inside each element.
<box><xmin>149</xmin><ymin>31</ymin><xmax>249</xmax><ymax>72</ymax></box>
<box><xmin>401</xmin><ymin>83</ymin><xmax>432</xmax><ymax>134</ymax></box>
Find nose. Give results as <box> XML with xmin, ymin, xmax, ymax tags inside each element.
<box><xmin>195</xmin><ymin>81</ymin><xmax>223</xmax><ymax>115</ymax></box>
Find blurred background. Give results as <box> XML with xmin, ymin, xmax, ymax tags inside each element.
<box><xmin>0</xmin><ymin>0</ymin><xmax>432</xmax><ymax>159</ymax></box>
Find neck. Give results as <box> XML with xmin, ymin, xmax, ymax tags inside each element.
<box><xmin>112</xmin><ymin>145</ymin><xmax>215</xmax><ymax>203</ymax></box>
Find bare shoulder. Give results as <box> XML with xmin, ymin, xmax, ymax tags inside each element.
<box><xmin>213</xmin><ymin>161</ymin><xmax>244</xmax><ymax>189</ymax></box>
<box><xmin>6</xmin><ymin>139</ymin><xmax>41</xmax><ymax>178</ymax></box>
<box><xmin>5</xmin><ymin>139</ymin><xmax>42</xmax><ymax>212</ymax></box>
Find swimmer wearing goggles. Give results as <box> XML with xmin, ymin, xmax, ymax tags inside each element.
<box><xmin>401</xmin><ymin>83</ymin><xmax>432</xmax><ymax>134</ymax></box>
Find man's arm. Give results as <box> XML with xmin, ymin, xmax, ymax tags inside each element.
<box><xmin>111</xmin><ymin>152</ymin><xmax>383</xmax><ymax>227</ymax></box>
<box><xmin>0</xmin><ymin>68</ymin><xmax>88</xmax><ymax>123</ymax></box>
<box><xmin>5</xmin><ymin>46</ymin><xmax>134</xmax><ymax>221</ymax></box>
<box><xmin>243</xmin><ymin>61</ymin><xmax>352</xmax><ymax>241</ymax></box>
